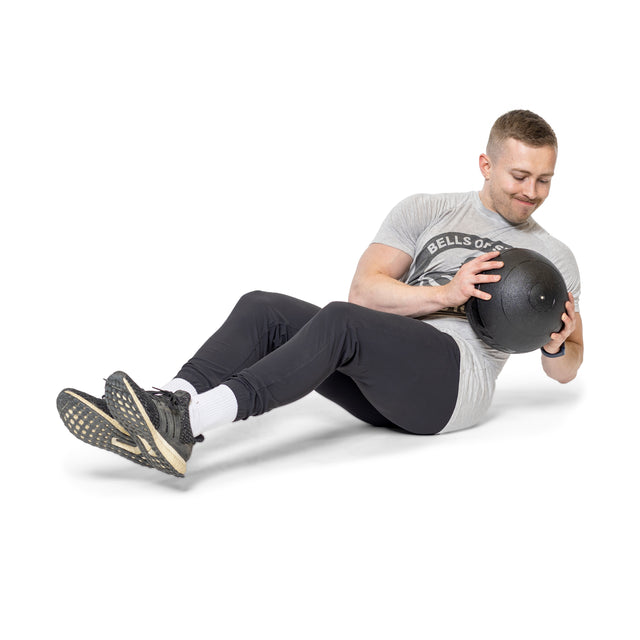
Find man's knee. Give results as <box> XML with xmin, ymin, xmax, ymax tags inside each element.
<box><xmin>318</xmin><ymin>301</ymin><xmax>361</xmax><ymax>327</ymax></box>
<box><xmin>235</xmin><ymin>290</ymin><xmax>277</xmax><ymax>312</ymax></box>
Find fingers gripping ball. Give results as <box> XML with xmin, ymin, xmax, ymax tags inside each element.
<box><xmin>466</xmin><ymin>248</ymin><xmax>568</xmax><ymax>354</ymax></box>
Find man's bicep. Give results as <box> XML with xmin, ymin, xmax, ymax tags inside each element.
<box><xmin>353</xmin><ymin>243</ymin><xmax>413</xmax><ymax>281</ymax></box>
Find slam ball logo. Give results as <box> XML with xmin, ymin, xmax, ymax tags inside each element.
<box><xmin>405</xmin><ymin>232</ymin><xmax>513</xmax><ymax>316</ymax></box>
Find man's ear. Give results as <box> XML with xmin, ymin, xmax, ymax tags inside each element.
<box><xmin>479</xmin><ymin>153</ymin><xmax>492</xmax><ymax>180</ymax></box>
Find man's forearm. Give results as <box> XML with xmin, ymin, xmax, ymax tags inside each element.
<box><xmin>348</xmin><ymin>274</ymin><xmax>446</xmax><ymax>318</ymax></box>
<box><xmin>541</xmin><ymin>341</ymin><xmax>583</xmax><ymax>384</ymax></box>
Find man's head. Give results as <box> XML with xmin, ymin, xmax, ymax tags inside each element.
<box><xmin>479</xmin><ymin>110</ymin><xmax>558</xmax><ymax>224</ymax></box>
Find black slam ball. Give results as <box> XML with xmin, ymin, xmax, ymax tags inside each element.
<box><xmin>466</xmin><ymin>248</ymin><xmax>568</xmax><ymax>354</ymax></box>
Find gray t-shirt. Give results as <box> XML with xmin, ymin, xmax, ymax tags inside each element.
<box><xmin>372</xmin><ymin>191</ymin><xmax>581</xmax><ymax>432</ymax></box>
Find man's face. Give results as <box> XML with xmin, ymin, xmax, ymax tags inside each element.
<box><xmin>479</xmin><ymin>138</ymin><xmax>557</xmax><ymax>225</ymax></box>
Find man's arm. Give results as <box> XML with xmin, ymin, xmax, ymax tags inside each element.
<box><xmin>348</xmin><ymin>243</ymin><xmax>503</xmax><ymax>317</ymax></box>
<box><xmin>541</xmin><ymin>292</ymin><xmax>584</xmax><ymax>383</ymax></box>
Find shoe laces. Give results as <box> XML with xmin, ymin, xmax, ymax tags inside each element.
<box><xmin>150</xmin><ymin>387</ymin><xmax>184</xmax><ymax>409</ymax></box>
<box><xmin>103</xmin><ymin>378</ymin><xmax>185</xmax><ymax>409</ymax></box>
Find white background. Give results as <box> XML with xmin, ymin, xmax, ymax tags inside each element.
<box><xmin>2</xmin><ymin>1</ymin><xmax>638</xmax><ymax>638</ymax></box>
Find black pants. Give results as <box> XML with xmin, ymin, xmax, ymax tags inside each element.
<box><xmin>175</xmin><ymin>291</ymin><xmax>460</xmax><ymax>435</ymax></box>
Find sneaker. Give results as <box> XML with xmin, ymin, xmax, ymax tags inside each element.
<box><xmin>57</xmin><ymin>388</ymin><xmax>151</xmax><ymax>467</ymax></box>
<box><xmin>104</xmin><ymin>371</ymin><xmax>203</xmax><ymax>477</ymax></box>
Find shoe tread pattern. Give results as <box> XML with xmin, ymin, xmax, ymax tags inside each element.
<box><xmin>104</xmin><ymin>372</ymin><xmax>187</xmax><ymax>477</ymax></box>
<box><xmin>57</xmin><ymin>389</ymin><xmax>152</xmax><ymax>467</ymax></box>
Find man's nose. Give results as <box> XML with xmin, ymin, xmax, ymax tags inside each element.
<box><xmin>522</xmin><ymin>178</ymin><xmax>538</xmax><ymax>200</ymax></box>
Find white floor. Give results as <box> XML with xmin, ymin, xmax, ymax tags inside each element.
<box><xmin>6</xmin><ymin>344</ymin><xmax>636</xmax><ymax>639</ymax></box>
<box><xmin>4</xmin><ymin>3</ymin><xmax>638</xmax><ymax>638</ymax></box>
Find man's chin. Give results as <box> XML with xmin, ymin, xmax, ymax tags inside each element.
<box><xmin>512</xmin><ymin>200</ymin><xmax>538</xmax><ymax>220</ymax></box>
<box><xmin>503</xmin><ymin>207</ymin><xmax>535</xmax><ymax>224</ymax></box>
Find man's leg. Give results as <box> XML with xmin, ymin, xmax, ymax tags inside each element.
<box><xmin>223</xmin><ymin>301</ymin><xmax>460</xmax><ymax>435</ymax></box>
<box><xmin>171</xmin><ymin>290</ymin><xmax>394</xmax><ymax>429</ymax></box>
<box><xmin>58</xmin><ymin>291</ymin><xmax>395</xmax><ymax>477</ymax></box>
<box><xmin>173</xmin><ymin>290</ymin><xmax>320</xmax><ymax>392</ymax></box>
<box><xmin>101</xmin><ymin>298</ymin><xmax>459</xmax><ymax>475</ymax></box>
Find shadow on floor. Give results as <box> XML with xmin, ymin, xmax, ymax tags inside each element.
<box><xmin>81</xmin><ymin>383</ymin><xmax>584</xmax><ymax>489</ymax></box>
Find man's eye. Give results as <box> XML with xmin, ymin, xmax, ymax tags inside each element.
<box><xmin>513</xmin><ymin>176</ymin><xmax>525</xmax><ymax>181</ymax></box>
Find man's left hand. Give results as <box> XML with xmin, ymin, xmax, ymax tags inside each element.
<box><xmin>542</xmin><ymin>291</ymin><xmax>577</xmax><ymax>355</ymax></box>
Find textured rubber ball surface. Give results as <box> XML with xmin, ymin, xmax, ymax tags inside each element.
<box><xmin>466</xmin><ymin>248</ymin><xmax>568</xmax><ymax>354</ymax></box>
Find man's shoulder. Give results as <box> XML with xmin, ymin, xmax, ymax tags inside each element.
<box><xmin>393</xmin><ymin>191</ymin><xmax>477</xmax><ymax>218</ymax></box>
<box><xmin>399</xmin><ymin>191</ymin><xmax>476</xmax><ymax>206</ymax></box>
<box><xmin>526</xmin><ymin>218</ymin><xmax>575</xmax><ymax>258</ymax></box>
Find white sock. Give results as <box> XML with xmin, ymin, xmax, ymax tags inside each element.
<box><xmin>161</xmin><ymin>378</ymin><xmax>238</xmax><ymax>437</ymax></box>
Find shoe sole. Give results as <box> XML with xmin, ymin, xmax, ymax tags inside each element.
<box><xmin>105</xmin><ymin>373</ymin><xmax>187</xmax><ymax>477</ymax></box>
<box><xmin>57</xmin><ymin>389</ymin><xmax>151</xmax><ymax>467</ymax></box>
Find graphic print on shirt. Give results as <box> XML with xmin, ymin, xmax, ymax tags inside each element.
<box><xmin>406</xmin><ymin>232</ymin><xmax>513</xmax><ymax>317</ymax></box>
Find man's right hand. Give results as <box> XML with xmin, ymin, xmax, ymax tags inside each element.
<box><xmin>440</xmin><ymin>251</ymin><xmax>504</xmax><ymax>308</ymax></box>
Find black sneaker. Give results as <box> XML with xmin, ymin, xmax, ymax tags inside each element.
<box><xmin>104</xmin><ymin>371</ymin><xmax>203</xmax><ymax>477</ymax></box>
<box><xmin>57</xmin><ymin>388</ymin><xmax>152</xmax><ymax>467</ymax></box>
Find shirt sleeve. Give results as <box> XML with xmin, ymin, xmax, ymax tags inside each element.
<box><xmin>372</xmin><ymin>193</ymin><xmax>447</xmax><ymax>258</ymax></box>
<box><xmin>542</xmin><ymin>233</ymin><xmax>581</xmax><ymax>313</ymax></box>
<box><xmin>555</xmin><ymin>245</ymin><xmax>582</xmax><ymax>313</ymax></box>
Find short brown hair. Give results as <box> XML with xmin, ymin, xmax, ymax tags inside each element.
<box><xmin>487</xmin><ymin>110</ymin><xmax>557</xmax><ymax>158</ymax></box>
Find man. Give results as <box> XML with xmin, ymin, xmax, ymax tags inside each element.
<box><xmin>57</xmin><ymin>110</ymin><xmax>583</xmax><ymax>478</ymax></box>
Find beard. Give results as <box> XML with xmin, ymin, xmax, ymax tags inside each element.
<box><xmin>489</xmin><ymin>185</ymin><xmax>540</xmax><ymax>224</ymax></box>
